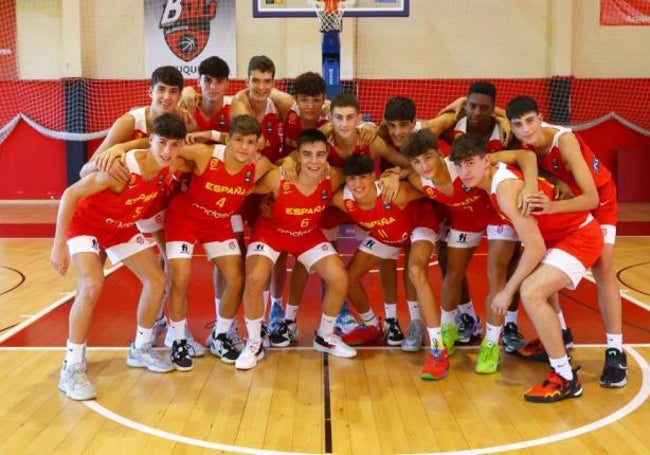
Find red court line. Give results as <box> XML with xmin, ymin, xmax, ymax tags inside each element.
<box><xmin>2</xmin><ymin>253</ymin><xmax>649</xmax><ymax>348</ymax></box>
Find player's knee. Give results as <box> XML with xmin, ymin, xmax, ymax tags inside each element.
<box><xmin>519</xmin><ymin>280</ymin><xmax>546</xmax><ymax>310</ymax></box>
<box><xmin>77</xmin><ymin>276</ymin><xmax>105</xmax><ymax>302</ymax></box>
<box><xmin>407</xmin><ymin>262</ymin><xmax>427</xmax><ymax>286</ymax></box>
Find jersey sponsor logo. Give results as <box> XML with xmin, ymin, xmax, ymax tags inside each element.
<box><xmin>363</xmin><ymin>239</ymin><xmax>376</xmax><ymax>249</ymax></box>
<box><xmin>209</xmin><ymin>158</ymin><xmax>220</xmax><ymax>170</ymax></box>
<box><xmin>244</xmin><ymin>170</ymin><xmax>253</xmax><ymax>185</ymax></box>
<box><xmin>219</xmin><ymin>115</ymin><xmax>226</xmax><ymax>129</ymax></box>
<box><xmin>136</xmin><ymin>235</ymin><xmax>145</xmax><ymax>244</ymax></box>
<box><xmin>159</xmin><ymin>0</ymin><xmax>217</xmax><ymax>62</ymax></box>
<box><xmin>266</xmin><ymin>121</ymin><xmax>274</xmax><ymax>135</ymax></box>
<box><xmin>255</xmin><ymin>243</ymin><xmax>265</xmax><ymax>251</ymax></box>
<box><xmin>91</xmin><ymin>238</ymin><xmax>99</xmax><ymax>251</ymax></box>
<box><xmin>321</xmin><ymin>188</ymin><xmax>329</xmax><ymax>201</ymax></box>
<box><xmin>228</xmin><ymin>241</ymin><xmax>237</xmax><ymax>250</ymax></box>
<box><xmin>460</xmin><ymin>183</ymin><xmax>472</xmax><ymax>193</ymax></box>
<box><xmin>382</xmin><ymin>200</ymin><xmax>393</xmax><ymax>211</ymax></box>
<box><xmin>181</xmin><ymin>243</ymin><xmax>190</xmax><ymax>254</ymax></box>
<box><xmin>282</xmin><ymin>181</ymin><xmax>292</xmax><ymax>192</ymax></box>
<box><xmin>344</xmin><ymin>199</ymin><xmax>355</xmax><ymax>210</ymax></box>
<box><xmin>457</xmin><ymin>233</ymin><xmax>467</xmax><ymax>243</ymax></box>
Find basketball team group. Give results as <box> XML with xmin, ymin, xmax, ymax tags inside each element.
<box><xmin>49</xmin><ymin>54</ymin><xmax>627</xmax><ymax>405</ymax></box>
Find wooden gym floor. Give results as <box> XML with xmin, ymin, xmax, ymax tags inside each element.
<box><xmin>1</xmin><ymin>201</ymin><xmax>649</xmax><ymax>454</ymax></box>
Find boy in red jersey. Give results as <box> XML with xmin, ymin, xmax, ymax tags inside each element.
<box><xmin>450</xmin><ymin>134</ymin><xmax>603</xmax><ymax>403</ymax></box>
<box><xmin>163</xmin><ymin>115</ymin><xmax>275</xmax><ymax>370</ymax></box>
<box><xmin>51</xmin><ymin>114</ymin><xmax>186</xmax><ymax>401</ymax></box>
<box><xmin>235</xmin><ymin>129</ymin><xmax>357</xmax><ymax>370</ymax></box>
<box><xmin>506</xmin><ymin>95</ymin><xmax>626</xmax><ymax>388</ymax></box>
<box><xmin>331</xmin><ymin>154</ymin><xmax>451</xmax><ymax>380</ymax></box>
<box><xmin>402</xmin><ymin>129</ymin><xmax>538</xmax><ymax>371</ymax></box>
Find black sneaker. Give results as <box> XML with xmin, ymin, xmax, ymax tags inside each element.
<box><xmin>600</xmin><ymin>348</ymin><xmax>628</xmax><ymax>388</ymax></box>
<box><xmin>457</xmin><ymin>313</ymin><xmax>481</xmax><ymax>344</ymax></box>
<box><xmin>208</xmin><ymin>332</ymin><xmax>239</xmax><ymax>364</ymax></box>
<box><xmin>270</xmin><ymin>320</ymin><xmax>299</xmax><ymax>347</ymax></box>
<box><xmin>171</xmin><ymin>339</ymin><xmax>194</xmax><ymax>371</ymax></box>
<box><xmin>502</xmin><ymin>322</ymin><xmax>525</xmax><ymax>353</ymax></box>
<box><xmin>562</xmin><ymin>328</ymin><xmax>574</xmax><ymax>350</ymax></box>
<box><xmin>383</xmin><ymin>318</ymin><xmax>405</xmax><ymax>346</ymax></box>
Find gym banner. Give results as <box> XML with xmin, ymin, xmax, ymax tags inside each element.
<box><xmin>0</xmin><ymin>0</ymin><xmax>17</xmax><ymax>80</ymax></box>
<box><xmin>144</xmin><ymin>0</ymin><xmax>237</xmax><ymax>78</ymax></box>
<box><xmin>601</xmin><ymin>0</ymin><xmax>650</xmax><ymax>25</ymax></box>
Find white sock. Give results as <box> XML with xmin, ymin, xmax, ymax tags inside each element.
<box><xmin>214</xmin><ymin>297</ymin><xmax>221</xmax><ymax>320</ymax></box>
<box><xmin>505</xmin><ymin>310</ymin><xmax>518</xmax><ymax>325</ymax></box>
<box><xmin>426</xmin><ymin>327</ymin><xmax>443</xmax><ymax>348</ymax></box>
<box><xmin>65</xmin><ymin>340</ymin><xmax>86</xmax><ymax>365</ymax></box>
<box><xmin>263</xmin><ymin>290</ymin><xmax>270</xmax><ymax>315</ymax></box>
<box><xmin>550</xmin><ymin>355</ymin><xmax>573</xmax><ymax>380</ymax></box>
<box><xmin>134</xmin><ymin>325</ymin><xmax>153</xmax><ymax>349</ymax></box>
<box><xmin>458</xmin><ymin>300</ymin><xmax>477</xmax><ymax>319</ymax></box>
<box><xmin>169</xmin><ymin>319</ymin><xmax>186</xmax><ymax>341</ymax></box>
<box><xmin>606</xmin><ymin>333</ymin><xmax>623</xmax><ymax>352</ymax></box>
<box><xmin>318</xmin><ymin>314</ymin><xmax>337</xmax><ymax>338</ymax></box>
<box><xmin>557</xmin><ymin>311</ymin><xmax>568</xmax><ymax>331</ymax></box>
<box><xmin>360</xmin><ymin>309</ymin><xmax>378</xmax><ymax>326</ymax></box>
<box><xmin>407</xmin><ymin>300</ymin><xmax>420</xmax><ymax>320</ymax></box>
<box><xmin>384</xmin><ymin>303</ymin><xmax>397</xmax><ymax>320</ymax></box>
<box><xmin>285</xmin><ymin>304</ymin><xmax>299</xmax><ymax>322</ymax></box>
<box><xmin>245</xmin><ymin>317</ymin><xmax>263</xmax><ymax>343</ymax></box>
<box><xmin>215</xmin><ymin>317</ymin><xmax>233</xmax><ymax>336</ymax></box>
<box><xmin>485</xmin><ymin>323</ymin><xmax>501</xmax><ymax>344</ymax></box>
<box><xmin>441</xmin><ymin>309</ymin><xmax>456</xmax><ymax>325</ymax></box>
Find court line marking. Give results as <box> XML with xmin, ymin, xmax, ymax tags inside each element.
<box><xmin>409</xmin><ymin>346</ymin><xmax>650</xmax><ymax>455</ymax></box>
<box><xmin>0</xmin><ymin>263</ymin><xmax>123</xmax><ymax>344</ymax></box>
<box><xmin>76</xmin><ymin>346</ymin><xmax>650</xmax><ymax>455</ymax></box>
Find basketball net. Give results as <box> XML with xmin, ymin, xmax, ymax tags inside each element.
<box><xmin>312</xmin><ymin>0</ymin><xmax>345</xmax><ymax>33</ymax></box>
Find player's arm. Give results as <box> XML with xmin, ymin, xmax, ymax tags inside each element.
<box><xmin>50</xmin><ymin>172</ymin><xmax>119</xmax><ymax>276</ymax></box>
<box><xmin>252</xmin><ymin>167</ymin><xmax>281</xmax><ymax>196</ymax></box>
<box><xmin>254</xmin><ymin>155</ymin><xmax>276</xmax><ymax>183</ymax></box>
<box><xmin>489</xmin><ymin>149</ymin><xmax>539</xmax><ymax>214</ymax></box>
<box><xmin>437</xmin><ymin>97</ymin><xmax>466</xmax><ymax>119</ymax></box>
<box><xmin>330</xmin><ymin>188</ymin><xmax>346</xmax><ymax>211</ymax></box>
<box><xmin>176</xmin><ymin>143</ymin><xmax>214</xmax><ymax>175</ymax></box>
<box><xmin>527</xmin><ymin>133</ymin><xmax>599</xmax><ymax>215</ymax></box>
<box><xmin>230</xmin><ymin>93</ymin><xmax>252</xmax><ymax>118</ymax></box>
<box><xmin>268</xmin><ymin>88</ymin><xmax>294</xmax><ymax>121</ymax></box>
<box><xmin>491</xmin><ymin>179</ymin><xmax>546</xmax><ymax>314</ymax></box>
<box><xmin>329</xmin><ymin>166</ymin><xmax>345</xmax><ymax>190</ymax></box>
<box><xmin>394</xmin><ymin>181</ymin><xmax>425</xmax><ymax>207</ymax></box>
<box><xmin>421</xmin><ymin>111</ymin><xmax>458</xmax><ymax>136</ymax></box>
<box><xmin>370</xmin><ymin>135</ymin><xmax>411</xmax><ymax>168</ymax></box>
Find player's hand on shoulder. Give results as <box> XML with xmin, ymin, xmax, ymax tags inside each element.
<box><xmin>357</xmin><ymin>122</ymin><xmax>378</xmax><ymax>145</ymax></box>
<box><xmin>379</xmin><ymin>169</ymin><xmax>401</xmax><ymax>202</ymax></box>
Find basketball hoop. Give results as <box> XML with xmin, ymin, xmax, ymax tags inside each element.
<box><xmin>310</xmin><ymin>0</ymin><xmax>354</xmax><ymax>33</ymax></box>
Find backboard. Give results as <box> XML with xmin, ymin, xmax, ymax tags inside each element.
<box><xmin>252</xmin><ymin>0</ymin><xmax>410</xmax><ymax>18</ymax></box>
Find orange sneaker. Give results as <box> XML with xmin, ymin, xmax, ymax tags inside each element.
<box><xmin>524</xmin><ymin>368</ymin><xmax>583</xmax><ymax>403</ymax></box>
<box><xmin>421</xmin><ymin>343</ymin><xmax>449</xmax><ymax>380</ymax></box>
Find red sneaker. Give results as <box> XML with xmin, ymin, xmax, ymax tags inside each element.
<box><xmin>341</xmin><ymin>322</ymin><xmax>382</xmax><ymax>346</ymax></box>
<box><xmin>524</xmin><ymin>369</ymin><xmax>583</xmax><ymax>403</ymax></box>
<box><xmin>420</xmin><ymin>345</ymin><xmax>449</xmax><ymax>380</ymax></box>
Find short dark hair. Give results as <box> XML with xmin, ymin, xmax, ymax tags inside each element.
<box><xmin>152</xmin><ymin>113</ymin><xmax>186</xmax><ymax>139</ymax></box>
<box><xmin>229</xmin><ymin>114</ymin><xmax>261</xmax><ymax>137</ymax></box>
<box><xmin>449</xmin><ymin>134</ymin><xmax>488</xmax><ymax>163</ymax></box>
<box><xmin>293</xmin><ymin>72</ymin><xmax>326</xmax><ymax>96</ymax></box>
<box><xmin>198</xmin><ymin>56</ymin><xmax>230</xmax><ymax>80</ymax></box>
<box><xmin>384</xmin><ymin>97</ymin><xmax>416</xmax><ymax>122</ymax></box>
<box><xmin>343</xmin><ymin>153</ymin><xmax>375</xmax><ymax>177</ymax></box>
<box><xmin>247</xmin><ymin>55</ymin><xmax>275</xmax><ymax>78</ymax></box>
<box><xmin>401</xmin><ymin>129</ymin><xmax>440</xmax><ymax>159</ymax></box>
<box><xmin>468</xmin><ymin>81</ymin><xmax>496</xmax><ymax>102</ymax></box>
<box><xmin>296</xmin><ymin>128</ymin><xmax>328</xmax><ymax>152</ymax></box>
<box><xmin>330</xmin><ymin>92</ymin><xmax>360</xmax><ymax>113</ymax></box>
<box><xmin>506</xmin><ymin>95</ymin><xmax>539</xmax><ymax>121</ymax></box>
<box><xmin>151</xmin><ymin>66</ymin><xmax>183</xmax><ymax>91</ymax></box>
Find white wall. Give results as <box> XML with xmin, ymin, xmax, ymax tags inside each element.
<box><xmin>14</xmin><ymin>0</ymin><xmax>650</xmax><ymax>79</ymax></box>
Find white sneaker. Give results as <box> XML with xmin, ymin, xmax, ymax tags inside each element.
<box><xmin>401</xmin><ymin>319</ymin><xmax>425</xmax><ymax>352</ymax></box>
<box><xmin>164</xmin><ymin>326</ymin><xmax>205</xmax><ymax>357</ymax></box>
<box><xmin>58</xmin><ymin>361</ymin><xmax>96</xmax><ymax>401</ymax></box>
<box><xmin>127</xmin><ymin>342</ymin><xmax>174</xmax><ymax>373</ymax></box>
<box><xmin>313</xmin><ymin>332</ymin><xmax>357</xmax><ymax>358</ymax></box>
<box><xmin>235</xmin><ymin>340</ymin><xmax>265</xmax><ymax>370</ymax></box>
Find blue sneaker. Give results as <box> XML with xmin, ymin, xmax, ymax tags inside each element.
<box><xmin>268</xmin><ymin>301</ymin><xmax>285</xmax><ymax>333</ymax></box>
<box><xmin>335</xmin><ymin>302</ymin><xmax>358</xmax><ymax>335</ymax></box>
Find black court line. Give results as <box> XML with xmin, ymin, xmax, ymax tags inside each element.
<box><xmin>0</xmin><ymin>266</ymin><xmax>26</xmax><ymax>296</ymax></box>
<box><xmin>322</xmin><ymin>352</ymin><xmax>333</xmax><ymax>454</ymax></box>
<box><xmin>617</xmin><ymin>261</ymin><xmax>650</xmax><ymax>296</ymax></box>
